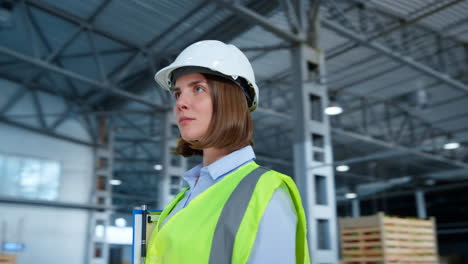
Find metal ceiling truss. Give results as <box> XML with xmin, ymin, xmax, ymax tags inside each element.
<box><xmin>211</xmin><ymin>0</ymin><xmax>304</xmax><ymax>43</ymax></box>
<box><xmin>113</xmin><ymin>139</ymin><xmax>158</xmax><ymax>162</ymax></box>
<box><xmin>15</xmin><ymin>0</ymin><xmax>169</xmax><ymax>111</ymax></box>
<box><xmin>321</xmin><ymin>0</ymin><xmax>468</xmax><ymax>95</ymax></box>
<box><xmin>0</xmin><ymin>75</ymin><xmax>99</xmax><ymax>146</ymax></box>
<box><xmin>331</xmin><ymin>129</ymin><xmax>468</xmax><ymax>169</ymax></box>
<box><xmin>332</xmin><ymin>93</ymin><xmax>453</xmax><ymax>148</ymax></box>
<box><xmin>340</xmin><ymin>176</ymin><xmax>468</xmax><ymax>204</ymax></box>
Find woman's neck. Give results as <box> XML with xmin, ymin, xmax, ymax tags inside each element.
<box><xmin>203</xmin><ymin>148</ymin><xmax>229</xmax><ymax>167</ymax></box>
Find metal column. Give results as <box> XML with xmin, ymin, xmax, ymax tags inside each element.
<box><xmin>157</xmin><ymin>111</ymin><xmax>187</xmax><ymax>209</ymax></box>
<box><xmin>351</xmin><ymin>199</ymin><xmax>361</xmax><ymax>218</ymax></box>
<box><xmin>291</xmin><ymin>44</ymin><xmax>339</xmax><ymax>263</ymax></box>
<box><xmin>86</xmin><ymin>117</ymin><xmax>113</xmax><ymax>264</ymax></box>
<box><xmin>415</xmin><ymin>189</ymin><xmax>427</xmax><ymax>219</ymax></box>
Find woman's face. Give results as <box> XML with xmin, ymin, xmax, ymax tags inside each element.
<box><xmin>173</xmin><ymin>73</ymin><xmax>213</xmax><ymax>142</ymax></box>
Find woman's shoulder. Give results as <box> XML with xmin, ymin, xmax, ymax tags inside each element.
<box><xmin>259</xmin><ymin>167</ymin><xmax>291</xmax><ymax>180</ymax></box>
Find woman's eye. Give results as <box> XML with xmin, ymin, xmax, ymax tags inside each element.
<box><xmin>195</xmin><ymin>86</ymin><xmax>204</xmax><ymax>93</ymax></box>
<box><xmin>173</xmin><ymin>92</ymin><xmax>180</xmax><ymax>99</ymax></box>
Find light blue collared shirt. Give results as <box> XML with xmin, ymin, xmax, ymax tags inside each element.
<box><xmin>161</xmin><ymin>146</ymin><xmax>297</xmax><ymax>263</ymax></box>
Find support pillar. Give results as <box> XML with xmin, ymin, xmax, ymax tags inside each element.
<box><xmin>157</xmin><ymin>111</ymin><xmax>187</xmax><ymax>209</ymax></box>
<box><xmin>291</xmin><ymin>44</ymin><xmax>339</xmax><ymax>263</ymax></box>
<box><xmin>415</xmin><ymin>189</ymin><xmax>427</xmax><ymax>219</ymax></box>
<box><xmin>351</xmin><ymin>199</ymin><xmax>360</xmax><ymax>218</ymax></box>
<box><xmin>86</xmin><ymin>117</ymin><xmax>113</xmax><ymax>264</ymax></box>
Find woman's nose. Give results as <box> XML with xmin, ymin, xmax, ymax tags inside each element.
<box><xmin>175</xmin><ymin>91</ymin><xmax>189</xmax><ymax>110</ymax></box>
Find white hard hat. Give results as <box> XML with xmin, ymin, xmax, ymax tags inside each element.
<box><xmin>154</xmin><ymin>40</ymin><xmax>259</xmax><ymax>111</ymax></box>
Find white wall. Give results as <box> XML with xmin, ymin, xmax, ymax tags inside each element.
<box><xmin>0</xmin><ymin>79</ymin><xmax>94</xmax><ymax>264</ymax></box>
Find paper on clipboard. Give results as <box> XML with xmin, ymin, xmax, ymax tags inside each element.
<box><xmin>132</xmin><ymin>209</ymin><xmax>161</xmax><ymax>264</ymax></box>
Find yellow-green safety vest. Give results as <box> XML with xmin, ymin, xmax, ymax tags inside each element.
<box><xmin>145</xmin><ymin>162</ymin><xmax>310</xmax><ymax>264</ymax></box>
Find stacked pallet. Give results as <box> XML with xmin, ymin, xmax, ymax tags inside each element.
<box><xmin>339</xmin><ymin>212</ymin><xmax>438</xmax><ymax>264</ymax></box>
<box><xmin>0</xmin><ymin>254</ymin><xmax>15</xmax><ymax>264</ymax></box>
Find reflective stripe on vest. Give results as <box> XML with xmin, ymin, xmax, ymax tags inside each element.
<box><xmin>209</xmin><ymin>166</ymin><xmax>269</xmax><ymax>264</ymax></box>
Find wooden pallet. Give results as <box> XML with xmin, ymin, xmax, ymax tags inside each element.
<box><xmin>339</xmin><ymin>213</ymin><xmax>438</xmax><ymax>264</ymax></box>
<box><xmin>0</xmin><ymin>254</ymin><xmax>16</xmax><ymax>264</ymax></box>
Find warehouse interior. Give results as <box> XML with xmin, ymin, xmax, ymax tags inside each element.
<box><xmin>0</xmin><ymin>0</ymin><xmax>467</xmax><ymax>263</ymax></box>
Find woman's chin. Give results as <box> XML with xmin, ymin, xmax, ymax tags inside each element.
<box><xmin>181</xmin><ymin>135</ymin><xmax>199</xmax><ymax>142</ymax></box>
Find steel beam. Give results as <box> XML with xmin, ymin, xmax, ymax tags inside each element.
<box><xmin>330</xmin><ymin>128</ymin><xmax>468</xmax><ymax>169</ymax></box>
<box><xmin>339</xmin><ymin>179</ymin><xmax>468</xmax><ymax>203</ymax></box>
<box><xmin>0</xmin><ymin>73</ymin><xmax>92</xmax><ymax>113</ymax></box>
<box><xmin>88</xmin><ymin>0</ymin><xmax>112</xmax><ymax>22</ymax></box>
<box><xmin>355</xmin><ymin>0</ymin><xmax>466</xmax><ymax>44</ymax></box>
<box><xmin>212</xmin><ymin>0</ymin><xmax>304</xmax><ymax>43</ymax></box>
<box><xmin>415</xmin><ymin>190</ymin><xmax>427</xmax><ymax>219</ymax></box>
<box><xmin>107</xmin><ymin>0</ymin><xmax>208</xmax><ymax>82</ymax></box>
<box><xmin>351</xmin><ymin>199</ymin><xmax>360</xmax><ymax>217</ymax></box>
<box><xmin>59</xmin><ymin>48</ymin><xmax>135</xmax><ymax>59</ymax></box>
<box><xmin>87</xmin><ymin>30</ymin><xmax>108</xmax><ymax>82</ymax></box>
<box><xmin>50</xmin><ymin>104</ymin><xmax>73</xmax><ymax>130</ymax></box>
<box><xmin>0</xmin><ymin>196</ymin><xmax>112</xmax><ymax>210</ymax></box>
<box><xmin>256</xmin><ymin>107</ymin><xmax>466</xmax><ymax>169</ymax></box>
<box><xmin>26</xmin><ymin>0</ymin><xmax>140</xmax><ymax>49</ymax></box>
<box><xmin>0</xmin><ymin>86</ymin><xmax>28</xmax><ymax>115</ymax></box>
<box><xmin>0</xmin><ymin>45</ymin><xmax>167</xmax><ymax>111</ymax></box>
<box><xmin>321</xmin><ymin>19</ymin><xmax>468</xmax><ymax>94</ymax></box>
<box><xmin>30</xmin><ymin>89</ymin><xmax>47</xmax><ymax>129</ymax></box>
<box><xmin>279</xmin><ymin>0</ymin><xmax>301</xmax><ymax>33</ymax></box>
<box><xmin>0</xmin><ymin>116</ymin><xmax>98</xmax><ymax>148</ymax></box>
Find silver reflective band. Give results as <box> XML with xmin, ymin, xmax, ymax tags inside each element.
<box><xmin>209</xmin><ymin>166</ymin><xmax>270</xmax><ymax>264</ymax></box>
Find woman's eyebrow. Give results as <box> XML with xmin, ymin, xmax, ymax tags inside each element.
<box><xmin>174</xmin><ymin>80</ymin><xmax>206</xmax><ymax>90</ymax></box>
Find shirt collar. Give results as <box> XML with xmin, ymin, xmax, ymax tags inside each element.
<box><xmin>181</xmin><ymin>164</ymin><xmax>202</xmax><ymax>190</ymax></box>
<box><xmin>204</xmin><ymin>145</ymin><xmax>255</xmax><ymax>181</ymax></box>
<box><xmin>182</xmin><ymin>145</ymin><xmax>256</xmax><ymax>188</ymax></box>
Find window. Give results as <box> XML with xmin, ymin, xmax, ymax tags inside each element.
<box><xmin>315</xmin><ymin>175</ymin><xmax>328</xmax><ymax>205</ymax></box>
<box><xmin>317</xmin><ymin>219</ymin><xmax>331</xmax><ymax>250</ymax></box>
<box><xmin>170</xmin><ymin>187</ymin><xmax>180</xmax><ymax>195</ymax></box>
<box><xmin>170</xmin><ymin>148</ymin><xmax>181</xmax><ymax>167</ymax></box>
<box><xmin>0</xmin><ymin>153</ymin><xmax>61</xmax><ymax>200</ymax></box>
<box><xmin>313</xmin><ymin>151</ymin><xmax>325</xmax><ymax>162</ymax></box>
<box><xmin>309</xmin><ymin>95</ymin><xmax>323</xmax><ymax>122</ymax></box>
<box><xmin>312</xmin><ymin>133</ymin><xmax>324</xmax><ymax>148</ymax></box>
<box><xmin>170</xmin><ymin>175</ymin><xmax>180</xmax><ymax>185</ymax></box>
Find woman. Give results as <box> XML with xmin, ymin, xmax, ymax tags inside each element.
<box><xmin>146</xmin><ymin>40</ymin><xmax>310</xmax><ymax>264</ymax></box>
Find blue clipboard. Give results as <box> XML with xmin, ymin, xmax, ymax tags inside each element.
<box><xmin>132</xmin><ymin>209</ymin><xmax>162</xmax><ymax>264</ymax></box>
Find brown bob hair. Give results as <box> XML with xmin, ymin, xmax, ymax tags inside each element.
<box><xmin>174</xmin><ymin>74</ymin><xmax>254</xmax><ymax>157</ymax></box>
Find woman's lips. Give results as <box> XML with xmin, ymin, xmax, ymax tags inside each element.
<box><xmin>179</xmin><ymin>117</ymin><xmax>195</xmax><ymax>125</ymax></box>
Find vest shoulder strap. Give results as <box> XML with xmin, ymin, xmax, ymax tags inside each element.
<box><xmin>209</xmin><ymin>166</ymin><xmax>270</xmax><ymax>264</ymax></box>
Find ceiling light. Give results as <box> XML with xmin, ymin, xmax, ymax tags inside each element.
<box><xmin>345</xmin><ymin>192</ymin><xmax>357</xmax><ymax>199</ymax></box>
<box><xmin>336</xmin><ymin>165</ymin><xmax>349</xmax><ymax>172</ymax></box>
<box><xmin>325</xmin><ymin>105</ymin><xmax>343</xmax><ymax>116</ymax></box>
<box><xmin>425</xmin><ymin>179</ymin><xmax>435</xmax><ymax>186</ymax></box>
<box><xmin>154</xmin><ymin>164</ymin><xmax>163</xmax><ymax>171</ymax></box>
<box><xmin>443</xmin><ymin>142</ymin><xmax>460</xmax><ymax>150</ymax></box>
<box><xmin>109</xmin><ymin>179</ymin><xmax>122</xmax><ymax>186</ymax></box>
<box><xmin>115</xmin><ymin>217</ymin><xmax>127</xmax><ymax>228</ymax></box>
